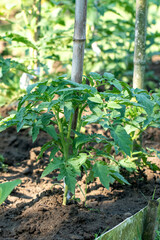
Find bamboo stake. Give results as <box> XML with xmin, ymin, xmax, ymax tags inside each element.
<box><xmin>33</xmin><ymin>0</ymin><xmax>41</xmax><ymax>74</ymax></box>
<box><xmin>71</xmin><ymin>0</ymin><xmax>87</xmax><ymax>84</ymax></box>
<box><xmin>62</xmin><ymin>0</ymin><xmax>87</xmax><ymax>205</ymax></box>
<box><xmin>34</xmin><ymin>0</ymin><xmax>41</xmax><ymax>43</ymax></box>
<box><xmin>71</xmin><ymin>0</ymin><xmax>87</xmax><ymax>131</ymax></box>
<box><xmin>133</xmin><ymin>0</ymin><xmax>148</xmax><ymax>89</ymax></box>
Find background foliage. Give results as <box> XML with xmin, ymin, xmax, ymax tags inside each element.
<box><xmin>0</xmin><ymin>0</ymin><xmax>160</xmax><ymax>106</ymax></box>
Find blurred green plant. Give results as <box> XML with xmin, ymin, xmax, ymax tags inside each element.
<box><xmin>0</xmin><ymin>0</ymin><xmax>160</xmax><ymax>99</ymax></box>
<box><xmin>0</xmin><ymin>54</ymin><xmax>36</xmax><ymax>106</ymax></box>
<box><xmin>0</xmin><ymin>154</ymin><xmax>7</xmax><ymax>171</ymax></box>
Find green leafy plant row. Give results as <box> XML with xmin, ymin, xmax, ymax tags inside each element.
<box><xmin>0</xmin><ymin>72</ymin><xmax>160</xmax><ymax>205</ymax></box>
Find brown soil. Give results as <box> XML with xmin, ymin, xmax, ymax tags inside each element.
<box><xmin>0</xmin><ymin>106</ymin><xmax>160</xmax><ymax>240</ymax></box>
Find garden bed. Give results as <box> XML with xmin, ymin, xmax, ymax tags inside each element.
<box><xmin>0</xmin><ymin>108</ymin><xmax>160</xmax><ymax>240</ymax></box>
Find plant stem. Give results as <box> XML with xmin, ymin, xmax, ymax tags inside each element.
<box><xmin>55</xmin><ymin>112</ymin><xmax>71</xmax><ymax>205</ymax></box>
<box><xmin>76</xmin><ymin>103</ymin><xmax>87</xmax><ymax>133</ymax></box>
<box><xmin>62</xmin><ymin>183</ymin><xmax>69</xmax><ymax>205</ymax></box>
<box><xmin>84</xmin><ymin>175</ymin><xmax>88</xmax><ymax>207</ymax></box>
<box><xmin>55</xmin><ymin>112</ymin><xmax>68</xmax><ymax>160</ymax></box>
<box><xmin>67</xmin><ymin>113</ymin><xmax>73</xmax><ymax>140</ymax></box>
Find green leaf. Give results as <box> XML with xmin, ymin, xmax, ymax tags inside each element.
<box><xmin>41</xmin><ymin>113</ymin><xmax>54</xmax><ymax>125</ymax></box>
<box><xmin>58</xmin><ymin>165</ymin><xmax>77</xmax><ymax>194</ymax></box>
<box><xmin>49</xmin><ymin>146</ymin><xmax>59</xmax><ymax>161</ymax></box>
<box><xmin>111</xmin><ymin>79</ymin><xmax>123</xmax><ymax>91</ymax></box>
<box><xmin>68</xmin><ymin>153</ymin><xmax>87</xmax><ymax>173</ymax></box>
<box><xmin>41</xmin><ymin>157</ymin><xmax>63</xmax><ymax>178</ymax></box>
<box><xmin>84</xmin><ymin>114</ymin><xmax>101</xmax><ymax>125</ymax></box>
<box><xmin>87</xmin><ymin>170</ymin><xmax>95</xmax><ymax>183</ymax></box>
<box><xmin>48</xmin><ymin>100</ymin><xmax>59</xmax><ymax>111</ymax></box>
<box><xmin>0</xmin><ymin>179</ymin><xmax>21</xmax><ymax>205</ymax></box>
<box><xmin>103</xmin><ymin>72</ymin><xmax>114</xmax><ymax>80</ymax></box>
<box><xmin>110</xmin><ymin>110</ymin><xmax>121</xmax><ymax>119</ymax></box>
<box><xmin>37</xmin><ymin>85</ymin><xmax>47</xmax><ymax>94</ymax></box>
<box><xmin>99</xmin><ymin>118</ymin><xmax>110</xmax><ymax>131</ymax></box>
<box><xmin>89</xmin><ymin>72</ymin><xmax>101</xmax><ymax>80</ymax></box>
<box><xmin>119</xmin><ymin>158</ymin><xmax>137</xmax><ymax>172</ymax></box>
<box><xmin>38</xmin><ymin>102</ymin><xmax>50</xmax><ymax>111</ymax></box>
<box><xmin>58</xmin><ymin>79</ymin><xmax>80</xmax><ymax>87</ymax></box>
<box><xmin>88</xmin><ymin>94</ymin><xmax>103</xmax><ymax>104</ymax></box>
<box><xmin>17</xmin><ymin>120</ymin><xmax>25</xmax><ymax>132</ymax></box>
<box><xmin>0</xmin><ymin>188</ymin><xmax>2</xmax><ymax>199</ymax></box>
<box><xmin>0</xmin><ymin>56</ymin><xmax>36</xmax><ymax>75</ymax></box>
<box><xmin>43</xmin><ymin>125</ymin><xmax>58</xmax><ymax>140</ymax></box>
<box><xmin>124</xmin><ymin>124</ymin><xmax>138</xmax><ymax>134</ymax></box>
<box><xmin>4</xmin><ymin>33</ymin><xmax>37</xmax><ymax>50</ymax></box>
<box><xmin>111</xmin><ymin>125</ymin><xmax>132</xmax><ymax>156</ymax></box>
<box><xmin>64</xmin><ymin>102</ymin><xmax>74</xmax><ymax>121</ymax></box>
<box><xmin>32</xmin><ymin>124</ymin><xmax>39</xmax><ymax>142</ymax></box>
<box><xmin>110</xmin><ymin>171</ymin><xmax>129</xmax><ymax>185</ymax></box>
<box><xmin>103</xmin><ymin>73</ymin><xmax>122</xmax><ymax>91</ymax></box>
<box><xmin>38</xmin><ymin>141</ymin><xmax>55</xmax><ymax>160</ymax></box>
<box><xmin>0</xmin><ymin>114</ymin><xmax>16</xmax><ymax>132</ymax></box>
<box><xmin>74</xmin><ymin>134</ymin><xmax>91</xmax><ymax>148</ymax></box>
<box><xmin>135</xmin><ymin>94</ymin><xmax>154</xmax><ymax>116</ymax></box>
<box><xmin>93</xmin><ymin>162</ymin><xmax>114</xmax><ymax>189</ymax></box>
<box><xmin>108</xmin><ymin>101</ymin><xmax>122</xmax><ymax>109</ymax></box>
<box><xmin>92</xmin><ymin>106</ymin><xmax>104</xmax><ymax>116</ymax></box>
<box><xmin>27</xmin><ymin>83</ymin><xmax>38</xmax><ymax>93</ymax></box>
<box><xmin>57</xmin><ymin>87</ymin><xmax>85</xmax><ymax>92</ymax></box>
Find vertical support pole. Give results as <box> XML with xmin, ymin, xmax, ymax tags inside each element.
<box><xmin>71</xmin><ymin>0</ymin><xmax>87</xmax><ymax>84</ymax></box>
<box><xmin>133</xmin><ymin>0</ymin><xmax>148</xmax><ymax>89</ymax></box>
<box><xmin>62</xmin><ymin>1</ymin><xmax>88</xmax><ymax>205</ymax></box>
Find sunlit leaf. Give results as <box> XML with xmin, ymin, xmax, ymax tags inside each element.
<box><xmin>92</xmin><ymin>162</ymin><xmax>112</xmax><ymax>189</ymax></box>
<box><xmin>3</xmin><ymin>33</ymin><xmax>37</xmax><ymax>50</ymax></box>
<box><xmin>0</xmin><ymin>179</ymin><xmax>21</xmax><ymax>205</ymax></box>
<box><xmin>88</xmin><ymin>94</ymin><xmax>103</xmax><ymax>104</ymax></box>
<box><xmin>111</xmin><ymin>125</ymin><xmax>132</xmax><ymax>156</ymax></box>
<box><xmin>41</xmin><ymin>157</ymin><xmax>63</xmax><ymax>178</ymax></box>
<box><xmin>43</xmin><ymin>125</ymin><xmax>58</xmax><ymax>140</ymax></box>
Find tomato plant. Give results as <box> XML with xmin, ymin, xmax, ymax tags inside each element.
<box><xmin>0</xmin><ymin>72</ymin><xmax>160</xmax><ymax>205</ymax></box>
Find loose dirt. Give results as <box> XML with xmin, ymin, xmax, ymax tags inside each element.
<box><xmin>0</xmin><ymin>101</ymin><xmax>160</xmax><ymax>240</ymax></box>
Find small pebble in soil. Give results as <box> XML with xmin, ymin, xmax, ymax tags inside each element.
<box><xmin>22</xmin><ymin>167</ymin><xmax>31</xmax><ymax>174</ymax></box>
<box><xmin>69</xmin><ymin>234</ymin><xmax>84</xmax><ymax>240</ymax></box>
<box><xmin>123</xmin><ymin>212</ymin><xmax>132</xmax><ymax>218</ymax></box>
<box><xmin>87</xmin><ymin>201</ymin><xmax>98</xmax><ymax>207</ymax></box>
<box><xmin>156</xmin><ymin>177</ymin><xmax>160</xmax><ymax>184</ymax></box>
<box><xmin>24</xmin><ymin>205</ymin><xmax>29</xmax><ymax>210</ymax></box>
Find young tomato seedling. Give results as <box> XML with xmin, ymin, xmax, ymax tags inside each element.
<box><xmin>1</xmin><ymin>73</ymin><xmax>160</xmax><ymax>205</ymax></box>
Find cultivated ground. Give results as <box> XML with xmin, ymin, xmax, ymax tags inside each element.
<box><xmin>0</xmin><ymin>109</ymin><xmax>160</xmax><ymax>240</ymax></box>
<box><xmin>0</xmin><ymin>60</ymin><xmax>160</xmax><ymax>240</ymax></box>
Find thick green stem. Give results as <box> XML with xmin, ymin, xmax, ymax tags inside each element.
<box><xmin>67</xmin><ymin>113</ymin><xmax>73</xmax><ymax>140</ymax></box>
<box><xmin>76</xmin><ymin>103</ymin><xmax>87</xmax><ymax>133</ymax></box>
<box><xmin>55</xmin><ymin>112</ymin><xmax>68</xmax><ymax>160</ymax></box>
<box><xmin>56</xmin><ymin>112</ymin><xmax>72</xmax><ymax>205</ymax></box>
<box><xmin>76</xmin><ymin>108</ymin><xmax>82</xmax><ymax>133</ymax></box>
<box><xmin>62</xmin><ymin>183</ymin><xmax>69</xmax><ymax>205</ymax></box>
